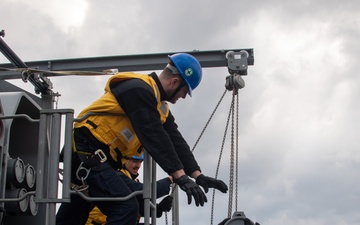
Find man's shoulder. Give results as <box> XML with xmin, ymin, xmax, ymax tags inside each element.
<box><xmin>112</xmin><ymin>75</ymin><xmax>153</xmax><ymax>93</ymax></box>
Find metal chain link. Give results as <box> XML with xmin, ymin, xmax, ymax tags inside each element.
<box><xmin>165</xmin><ymin>183</ymin><xmax>177</xmax><ymax>225</ymax></box>
<box><xmin>235</xmin><ymin>94</ymin><xmax>239</xmax><ymax>212</ymax></box>
<box><xmin>209</xmin><ymin>91</ymin><xmax>233</xmax><ymax>225</ymax></box>
<box><xmin>178</xmin><ymin>85</ymin><xmax>241</xmax><ymax>225</ymax></box>
<box><xmin>191</xmin><ymin>90</ymin><xmax>228</xmax><ymax>153</ymax></box>
<box><xmin>227</xmin><ymin>92</ymin><xmax>236</xmax><ymax>218</ymax></box>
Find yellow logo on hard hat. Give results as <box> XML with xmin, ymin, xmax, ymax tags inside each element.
<box><xmin>185</xmin><ymin>68</ymin><xmax>193</xmax><ymax>77</ymax></box>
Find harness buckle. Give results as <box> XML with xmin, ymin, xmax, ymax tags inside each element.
<box><xmin>94</xmin><ymin>149</ymin><xmax>107</xmax><ymax>163</ymax></box>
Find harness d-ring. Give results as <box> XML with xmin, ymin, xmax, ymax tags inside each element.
<box><xmin>76</xmin><ymin>162</ymin><xmax>91</xmax><ymax>181</ymax></box>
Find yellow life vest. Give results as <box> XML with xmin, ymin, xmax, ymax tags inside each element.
<box><xmin>74</xmin><ymin>72</ymin><xmax>169</xmax><ymax>162</ymax></box>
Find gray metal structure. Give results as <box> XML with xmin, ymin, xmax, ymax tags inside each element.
<box><xmin>0</xmin><ymin>50</ymin><xmax>254</xmax><ymax>80</ymax></box>
<box><xmin>0</xmin><ymin>34</ymin><xmax>254</xmax><ymax>225</ymax></box>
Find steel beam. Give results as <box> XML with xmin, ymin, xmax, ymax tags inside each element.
<box><xmin>0</xmin><ymin>49</ymin><xmax>254</xmax><ymax>80</ymax></box>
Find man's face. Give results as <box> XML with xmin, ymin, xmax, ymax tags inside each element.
<box><xmin>167</xmin><ymin>75</ymin><xmax>189</xmax><ymax>104</ymax></box>
<box><xmin>169</xmin><ymin>85</ymin><xmax>188</xmax><ymax>104</ymax></box>
<box><xmin>125</xmin><ymin>158</ymin><xmax>143</xmax><ymax>175</ymax></box>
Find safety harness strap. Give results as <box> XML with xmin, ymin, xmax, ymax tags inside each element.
<box><xmin>77</xmin><ymin>149</ymin><xmax>107</xmax><ymax>168</ymax></box>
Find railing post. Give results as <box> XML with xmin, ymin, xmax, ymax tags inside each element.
<box><xmin>62</xmin><ymin>111</ymin><xmax>74</xmax><ymax>201</ymax></box>
<box><xmin>143</xmin><ymin>151</ymin><xmax>152</xmax><ymax>225</ymax></box>
<box><xmin>151</xmin><ymin>157</ymin><xmax>157</xmax><ymax>225</ymax></box>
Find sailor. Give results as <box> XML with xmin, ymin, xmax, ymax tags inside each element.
<box><xmin>86</xmin><ymin>153</ymin><xmax>173</xmax><ymax>225</ymax></box>
<box><xmin>56</xmin><ymin>53</ymin><xmax>228</xmax><ymax>225</ymax></box>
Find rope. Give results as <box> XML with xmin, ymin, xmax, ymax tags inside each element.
<box><xmin>0</xmin><ymin>66</ymin><xmax>117</xmax><ymax>76</ymax></box>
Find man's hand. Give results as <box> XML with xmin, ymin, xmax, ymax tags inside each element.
<box><xmin>156</xmin><ymin>195</ymin><xmax>173</xmax><ymax>217</ymax></box>
<box><xmin>176</xmin><ymin>175</ymin><xmax>207</xmax><ymax>206</ymax></box>
<box><xmin>196</xmin><ymin>174</ymin><xmax>228</xmax><ymax>193</ymax></box>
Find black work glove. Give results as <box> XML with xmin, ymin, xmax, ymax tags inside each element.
<box><xmin>196</xmin><ymin>174</ymin><xmax>228</xmax><ymax>193</ymax></box>
<box><xmin>156</xmin><ymin>195</ymin><xmax>173</xmax><ymax>217</ymax></box>
<box><xmin>175</xmin><ymin>175</ymin><xmax>207</xmax><ymax>206</ymax></box>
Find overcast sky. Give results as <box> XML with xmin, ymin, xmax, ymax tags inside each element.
<box><xmin>1</xmin><ymin>1</ymin><xmax>360</xmax><ymax>225</ymax></box>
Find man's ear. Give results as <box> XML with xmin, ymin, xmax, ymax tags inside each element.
<box><xmin>170</xmin><ymin>76</ymin><xmax>180</xmax><ymax>87</ymax></box>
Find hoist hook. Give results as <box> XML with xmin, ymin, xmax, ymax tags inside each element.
<box><xmin>225</xmin><ymin>74</ymin><xmax>245</xmax><ymax>92</ymax></box>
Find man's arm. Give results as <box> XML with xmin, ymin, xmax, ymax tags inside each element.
<box><xmin>162</xmin><ymin>111</ymin><xmax>201</xmax><ymax>176</ymax></box>
<box><xmin>111</xmin><ymin>79</ymin><xmax>185</xmax><ymax>175</ymax></box>
<box><xmin>111</xmin><ymin>78</ymin><xmax>208</xmax><ymax>206</ymax></box>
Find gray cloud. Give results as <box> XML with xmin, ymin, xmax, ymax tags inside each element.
<box><xmin>1</xmin><ymin>0</ymin><xmax>360</xmax><ymax>225</ymax></box>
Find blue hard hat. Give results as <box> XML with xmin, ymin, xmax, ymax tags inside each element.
<box><xmin>131</xmin><ymin>154</ymin><xmax>144</xmax><ymax>161</ymax></box>
<box><xmin>168</xmin><ymin>53</ymin><xmax>203</xmax><ymax>97</ymax></box>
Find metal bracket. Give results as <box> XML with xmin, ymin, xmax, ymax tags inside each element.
<box><xmin>226</xmin><ymin>50</ymin><xmax>249</xmax><ymax>75</ymax></box>
<box><xmin>0</xmin><ymin>33</ymin><xmax>53</xmax><ymax>95</ymax></box>
<box><xmin>224</xmin><ymin>50</ymin><xmax>250</xmax><ymax>92</ymax></box>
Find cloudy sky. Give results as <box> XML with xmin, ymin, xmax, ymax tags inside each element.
<box><xmin>1</xmin><ymin>0</ymin><xmax>360</xmax><ymax>225</ymax></box>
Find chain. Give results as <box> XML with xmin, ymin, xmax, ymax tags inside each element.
<box><xmin>165</xmin><ymin>183</ymin><xmax>177</xmax><ymax>225</ymax></box>
<box><xmin>227</xmin><ymin>92</ymin><xmax>236</xmax><ymax>218</ymax></box>
<box><xmin>186</xmin><ymin>85</ymin><xmax>241</xmax><ymax>224</ymax></box>
<box><xmin>165</xmin><ymin>211</ymin><xmax>168</xmax><ymax>225</ymax></box>
<box><xmin>191</xmin><ymin>90</ymin><xmax>227</xmax><ymax>152</ymax></box>
<box><xmin>209</xmin><ymin>91</ymin><xmax>233</xmax><ymax>225</ymax></box>
<box><xmin>235</xmin><ymin>94</ymin><xmax>239</xmax><ymax>212</ymax></box>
